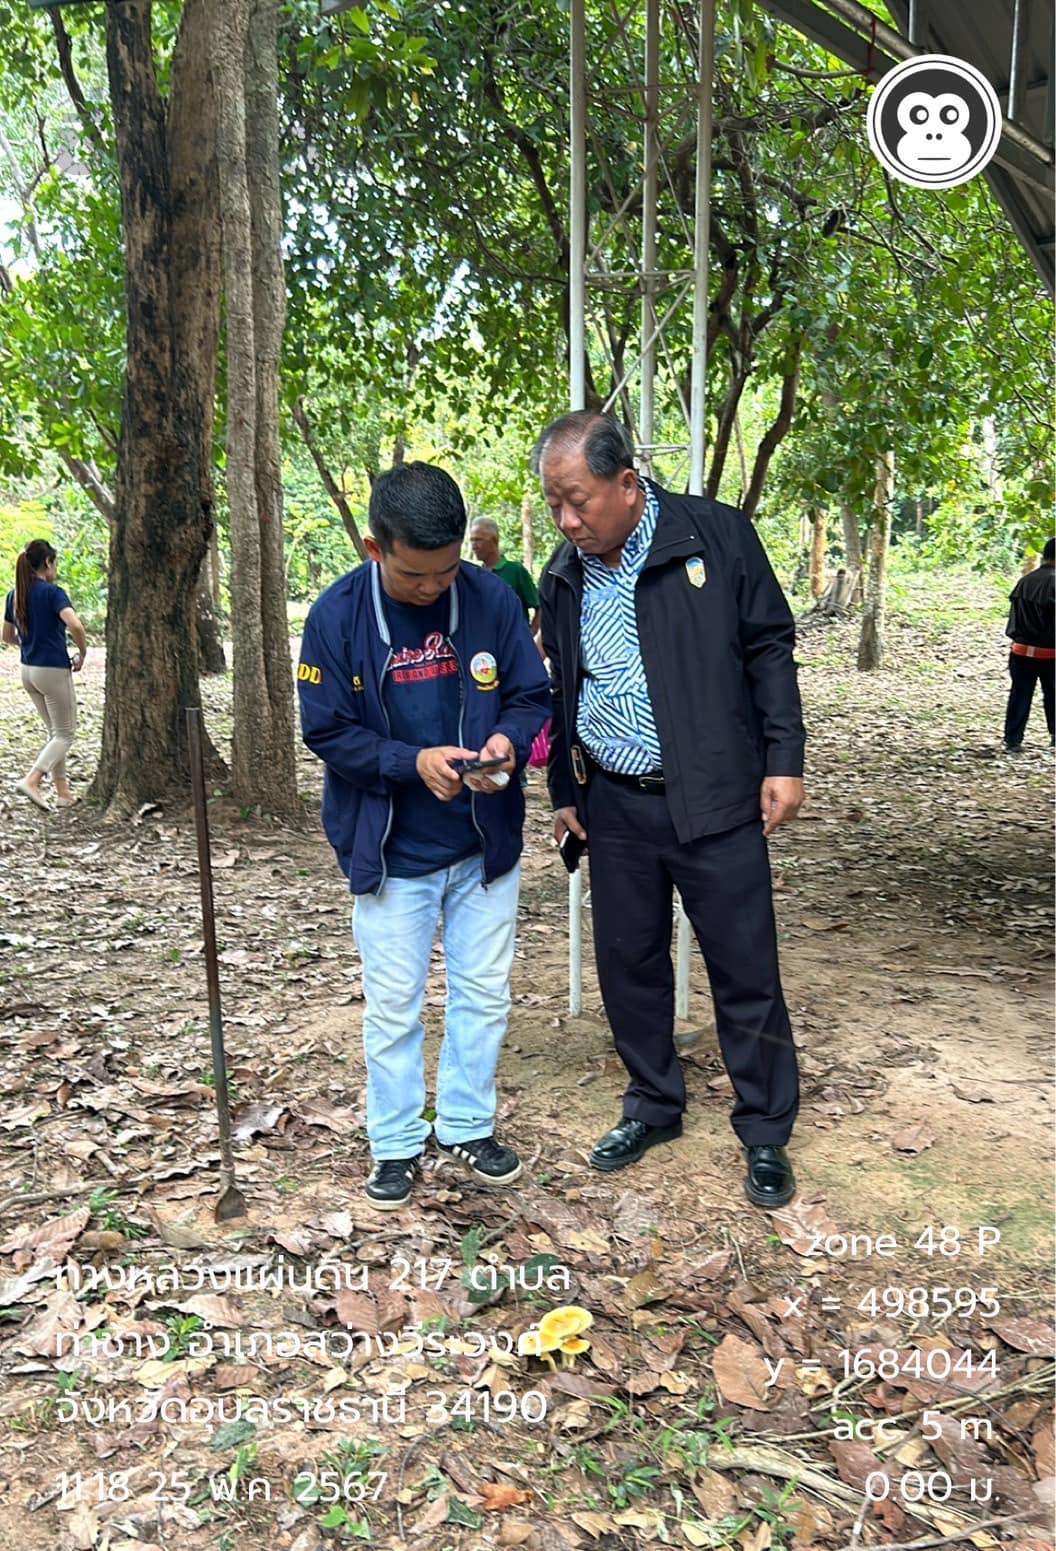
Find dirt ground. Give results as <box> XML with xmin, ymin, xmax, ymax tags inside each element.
<box><xmin>0</xmin><ymin>569</ymin><xmax>1052</xmax><ymax>1551</ymax></box>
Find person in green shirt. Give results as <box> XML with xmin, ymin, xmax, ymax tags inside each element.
<box><xmin>470</xmin><ymin>518</ymin><xmax>540</xmax><ymax>633</ymax></box>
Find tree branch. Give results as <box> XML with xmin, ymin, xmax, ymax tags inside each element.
<box><xmin>50</xmin><ymin>11</ymin><xmax>108</xmax><ymax>159</ymax></box>
<box><xmin>292</xmin><ymin>397</ymin><xmax>367</xmax><ymax>559</ymax></box>
<box><xmin>58</xmin><ymin>451</ymin><xmax>115</xmax><ymax>523</ymax></box>
<box><xmin>743</xmin><ymin>335</ymin><xmax>804</xmax><ymax>519</ymax></box>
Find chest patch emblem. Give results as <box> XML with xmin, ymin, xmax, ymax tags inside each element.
<box><xmin>470</xmin><ymin>650</ymin><xmax>499</xmax><ymax>690</ymax></box>
<box><xmin>685</xmin><ymin>556</ymin><xmax>706</xmax><ymax>589</ymax></box>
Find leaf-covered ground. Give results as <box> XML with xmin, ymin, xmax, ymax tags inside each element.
<box><xmin>0</xmin><ymin>570</ymin><xmax>1052</xmax><ymax>1551</ymax></box>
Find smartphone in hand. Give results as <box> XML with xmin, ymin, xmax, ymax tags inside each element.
<box><xmin>559</xmin><ymin>830</ymin><xmax>585</xmax><ymax>873</ymax></box>
<box><xmin>450</xmin><ymin>755</ymin><xmax>509</xmax><ymax>774</ymax></box>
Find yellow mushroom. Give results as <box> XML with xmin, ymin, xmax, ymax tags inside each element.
<box><xmin>558</xmin><ymin>1335</ymin><xmax>591</xmax><ymax>1367</ymax></box>
<box><xmin>538</xmin><ymin>1305</ymin><xmax>593</xmax><ymax>1348</ymax></box>
<box><xmin>517</xmin><ymin>1324</ymin><xmax>560</xmax><ymax>1370</ymax></box>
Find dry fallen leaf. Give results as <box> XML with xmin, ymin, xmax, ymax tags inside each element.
<box><xmin>771</xmin><ymin>1198</ymin><xmax>839</xmax><ymax>1256</ymax></box>
<box><xmin>712</xmin><ymin>1333</ymin><xmax>772</xmax><ymax>1411</ymax></box>
<box><xmin>169</xmin><ymin>1294</ymin><xmax>245</xmax><ymax>1328</ymax></box>
<box><xmin>13</xmin><ymin>1290</ymin><xmax>83</xmax><ymax>1357</ymax></box>
<box><xmin>625</xmin><ymin>1264</ymin><xmax>672</xmax><ymax>1309</ymax></box>
<box><xmin>570</xmin><ymin>1510</ymin><xmax>617</xmax><ymax>1540</ymax></box>
<box><xmin>498</xmin><ymin>1524</ymin><xmax>535</xmax><ymax>1547</ymax></box>
<box><xmin>927</xmin><ymin>1411</ymin><xmax>993</xmax><ymax>1485</ymax></box>
<box><xmin>1033</xmin><ymin>1420</ymin><xmax>1055</xmax><ymax>1478</ymax></box>
<box><xmin>409</xmin><ymin>1493</ymin><xmax>450</xmax><ymax>1536</ymax></box>
<box><xmin>0</xmin><ymin>1206</ymin><xmax>90</xmax><ymax>1262</ymax></box>
<box><xmin>565</xmin><ymin>1228</ymin><xmax>611</xmax><ymax>1256</ymax></box>
<box><xmin>987</xmin><ymin>1318</ymin><xmax>1056</xmax><ymax>1357</ymax></box>
<box><xmin>681</xmin><ymin>1524</ymin><xmax>712</xmax><ymax>1547</ymax></box>
<box><xmin>693</xmin><ymin>1249</ymin><xmax>731</xmax><ymax>1280</ymax></box>
<box><xmin>829</xmin><ymin>1440</ymin><xmax>892</xmax><ymax>1491</ymax></box>
<box><xmin>689</xmin><ymin>1466</ymin><xmax>739</xmax><ymax>1518</ymax></box>
<box><xmin>478</xmin><ymin>1482</ymin><xmax>533</xmax><ymax>1511</ymax></box>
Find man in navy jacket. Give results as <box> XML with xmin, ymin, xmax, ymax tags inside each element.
<box><xmin>537</xmin><ymin>413</ymin><xmax>805</xmax><ymax>1209</ymax></box>
<box><xmin>298</xmin><ymin>463</ymin><xmax>549</xmax><ymax>1210</ymax></box>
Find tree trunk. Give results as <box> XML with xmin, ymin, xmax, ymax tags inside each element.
<box><xmin>520</xmin><ymin>490</ymin><xmax>534</xmax><ymax>573</ymax></box>
<box><xmin>809</xmin><ymin>507</ymin><xmax>827</xmax><ymax>598</ymax></box>
<box><xmin>92</xmin><ymin>0</ymin><xmax>223</xmax><ymax>812</ymax></box>
<box><xmin>292</xmin><ymin>397</ymin><xmax>367</xmax><ymax>559</ymax></box>
<box><xmin>246</xmin><ymin>0</ymin><xmax>296</xmax><ymax>805</ymax></box>
<box><xmin>857</xmin><ymin>450</ymin><xmax>894</xmax><ymax>671</ymax></box>
<box><xmin>209</xmin><ymin>520</ymin><xmax>222</xmax><ymax>606</ymax></box>
<box><xmin>742</xmin><ymin>337</ymin><xmax>803</xmax><ymax>520</ymax></box>
<box><xmin>211</xmin><ymin>0</ymin><xmax>296</xmax><ymax>812</ymax></box>
<box><xmin>733</xmin><ymin>409</ymin><xmax>748</xmax><ymax>504</ymax></box>
<box><xmin>841</xmin><ymin>502</ymin><xmax>865</xmax><ymax>605</ymax></box>
<box><xmin>707</xmin><ymin>364</ymin><xmax>752</xmax><ymax>500</ymax></box>
<box><xmin>196</xmin><ymin>573</ymin><xmax>226</xmax><ymax>674</ymax></box>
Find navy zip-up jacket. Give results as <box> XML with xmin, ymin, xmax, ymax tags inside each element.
<box><xmin>298</xmin><ymin>560</ymin><xmax>550</xmax><ymax>895</ymax></box>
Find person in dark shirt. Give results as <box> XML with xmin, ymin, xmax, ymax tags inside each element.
<box><xmin>2</xmin><ymin>539</ymin><xmax>89</xmax><ymax>811</ymax></box>
<box><xmin>469</xmin><ymin>517</ymin><xmax>540</xmax><ymax>632</ymax></box>
<box><xmin>1003</xmin><ymin>537</ymin><xmax>1055</xmax><ymax>752</ymax></box>
<box><xmin>297</xmin><ymin>464</ymin><xmax>549</xmax><ymax>1210</ymax></box>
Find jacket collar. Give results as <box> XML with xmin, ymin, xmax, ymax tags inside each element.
<box><xmin>547</xmin><ymin>478</ymin><xmax>707</xmax><ymax>585</ymax></box>
<box><xmin>369</xmin><ymin>560</ymin><xmax>460</xmax><ymax>643</ymax></box>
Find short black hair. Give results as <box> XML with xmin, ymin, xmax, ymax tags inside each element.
<box><xmin>1043</xmin><ymin>537</ymin><xmax>1055</xmax><ymax>564</ymax></box>
<box><xmin>369</xmin><ymin>462</ymin><xmax>467</xmax><ymax>552</ymax></box>
<box><xmin>531</xmin><ymin>412</ymin><xmax>636</xmax><ymax>479</ymax></box>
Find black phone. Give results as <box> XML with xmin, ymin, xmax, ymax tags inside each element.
<box><xmin>450</xmin><ymin>755</ymin><xmax>508</xmax><ymax>774</ymax></box>
<box><xmin>559</xmin><ymin>829</ymin><xmax>585</xmax><ymax>873</ymax></box>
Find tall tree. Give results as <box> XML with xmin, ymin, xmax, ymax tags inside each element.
<box><xmin>95</xmin><ymin>0</ymin><xmax>222</xmax><ymax>810</ymax></box>
<box><xmin>210</xmin><ymin>0</ymin><xmax>297</xmax><ymax>812</ymax></box>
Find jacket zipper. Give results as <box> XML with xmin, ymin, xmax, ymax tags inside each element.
<box><xmin>447</xmin><ymin>634</ymin><xmax>488</xmax><ymax>888</ymax></box>
<box><xmin>375</xmin><ymin>646</ymin><xmax>395</xmax><ymax>893</ymax></box>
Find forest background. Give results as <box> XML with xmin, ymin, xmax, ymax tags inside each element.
<box><xmin>0</xmin><ymin>0</ymin><xmax>1051</xmax><ymax>819</ymax></box>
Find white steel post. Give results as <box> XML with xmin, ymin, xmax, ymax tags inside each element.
<box><xmin>676</xmin><ymin>0</ymin><xmax>715</xmax><ymax>1019</ymax></box>
<box><xmin>568</xmin><ymin>0</ymin><xmax>587</xmax><ymax>1015</ymax></box>
<box><xmin>639</xmin><ymin>0</ymin><xmax>660</xmax><ymax>478</ymax></box>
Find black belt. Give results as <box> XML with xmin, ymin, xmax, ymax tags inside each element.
<box><xmin>594</xmin><ymin>765</ymin><xmax>666</xmax><ymax>794</ymax></box>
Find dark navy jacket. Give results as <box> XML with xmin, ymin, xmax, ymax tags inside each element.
<box><xmin>298</xmin><ymin>561</ymin><xmax>550</xmax><ymax>895</ymax></box>
<box><xmin>540</xmin><ymin>482</ymin><xmax>806</xmax><ymax>844</ymax></box>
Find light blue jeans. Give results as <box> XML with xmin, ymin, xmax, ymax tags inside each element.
<box><xmin>352</xmin><ymin>857</ymin><xmax>521</xmax><ymax>1160</ymax></box>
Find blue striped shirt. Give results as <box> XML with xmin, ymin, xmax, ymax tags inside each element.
<box><xmin>576</xmin><ymin>481</ymin><xmax>663</xmax><ymax>775</ymax></box>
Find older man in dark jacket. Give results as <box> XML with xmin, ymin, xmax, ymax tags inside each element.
<box><xmin>536</xmin><ymin>412</ymin><xmax>805</xmax><ymax>1208</ymax></box>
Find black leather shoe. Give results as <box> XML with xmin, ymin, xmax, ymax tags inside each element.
<box><xmin>744</xmin><ymin>1144</ymin><xmax>796</xmax><ymax>1209</ymax></box>
<box><xmin>590</xmin><ymin>1116</ymin><xmax>682</xmax><ymax>1172</ymax></box>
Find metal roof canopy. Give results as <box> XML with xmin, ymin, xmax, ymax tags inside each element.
<box><xmin>755</xmin><ymin>0</ymin><xmax>1056</xmax><ymax>294</ymax></box>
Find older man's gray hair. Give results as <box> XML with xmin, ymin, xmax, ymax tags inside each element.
<box><xmin>470</xmin><ymin>517</ymin><xmax>500</xmax><ymax>537</ymax></box>
<box><xmin>531</xmin><ymin>411</ymin><xmax>636</xmax><ymax>479</ymax></box>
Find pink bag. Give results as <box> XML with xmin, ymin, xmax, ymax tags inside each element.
<box><xmin>528</xmin><ymin>720</ymin><xmax>551</xmax><ymax>769</ymax></box>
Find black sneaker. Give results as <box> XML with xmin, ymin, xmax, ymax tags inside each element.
<box><xmin>437</xmin><ymin>1135</ymin><xmax>522</xmax><ymax>1185</ymax></box>
<box><xmin>365</xmin><ymin>1156</ymin><xmax>419</xmax><ymax>1210</ymax></box>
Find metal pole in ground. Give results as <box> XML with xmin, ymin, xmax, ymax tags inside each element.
<box><xmin>676</xmin><ymin>0</ymin><xmax>715</xmax><ymax>1020</ymax></box>
<box><xmin>186</xmin><ymin>708</ymin><xmax>247</xmax><ymax>1222</ymax></box>
<box><xmin>568</xmin><ymin>0</ymin><xmax>587</xmax><ymax>1016</ymax></box>
<box><xmin>639</xmin><ymin>0</ymin><xmax>660</xmax><ymax>479</ymax></box>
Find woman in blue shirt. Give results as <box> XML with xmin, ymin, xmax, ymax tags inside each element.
<box><xmin>2</xmin><ymin>539</ymin><xmax>89</xmax><ymax>811</ymax></box>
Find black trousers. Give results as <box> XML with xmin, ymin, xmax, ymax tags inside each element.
<box><xmin>1004</xmin><ymin>653</ymin><xmax>1055</xmax><ymax>747</ymax></box>
<box><xmin>586</xmin><ymin>772</ymin><xmax>799</xmax><ymax>1146</ymax></box>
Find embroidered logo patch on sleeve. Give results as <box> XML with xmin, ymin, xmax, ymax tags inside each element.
<box><xmin>297</xmin><ymin>663</ymin><xmax>323</xmax><ymax>684</ymax></box>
